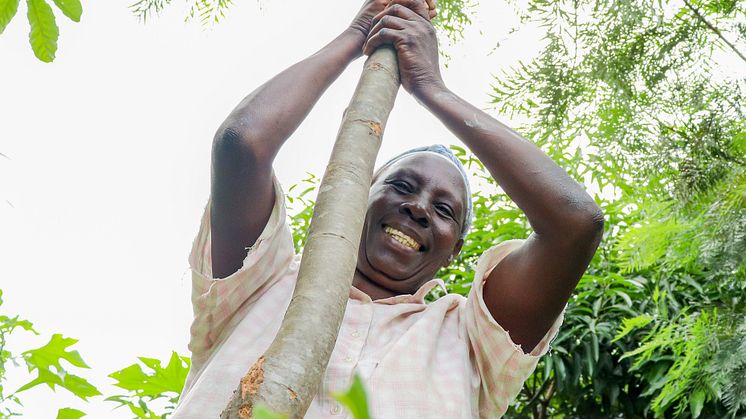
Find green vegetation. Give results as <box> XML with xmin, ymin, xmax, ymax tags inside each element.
<box><xmin>2</xmin><ymin>0</ymin><xmax>743</xmax><ymax>417</ymax></box>
<box><xmin>0</xmin><ymin>289</ymin><xmax>99</xmax><ymax>418</ymax></box>
<box><xmin>0</xmin><ymin>0</ymin><xmax>81</xmax><ymax>62</ymax></box>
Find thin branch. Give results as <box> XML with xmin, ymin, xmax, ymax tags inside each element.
<box><xmin>682</xmin><ymin>0</ymin><xmax>746</xmax><ymax>63</ymax></box>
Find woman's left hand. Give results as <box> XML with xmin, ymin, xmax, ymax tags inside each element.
<box><xmin>363</xmin><ymin>0</ymin><xmax>444</xmax><ymax>98</ymax></box>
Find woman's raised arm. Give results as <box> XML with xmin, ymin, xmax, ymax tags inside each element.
<box><xmin>210</xmin><ymin>1</ymin><xmax>394</xmax><ymax>279</ymax></box>
<box><xmin>365</xmin><ymin>0</ymin><xmax>604</xmax><ymax>351</ymax></box>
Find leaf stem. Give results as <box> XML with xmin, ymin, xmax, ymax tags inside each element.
<box><xmin>682</xmin><ymin>0</ymin><xmax>746</xmax><ymax>64</ymax></box>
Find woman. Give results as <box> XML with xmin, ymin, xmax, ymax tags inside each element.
<box><xmin>174</xmin><ymin>0</ymin><xmax>604</xmax><ymax>417</ymax></box>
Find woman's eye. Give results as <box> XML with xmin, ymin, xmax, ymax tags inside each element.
<box><xmin>436</xmin><ymin>204</ymin><xmax>454</xmax><ymax>218</ymax></box>
<box><xmin>389</xmin><ymin>181</ymin><xmax>411</xmax><ymax>193</ymax></box>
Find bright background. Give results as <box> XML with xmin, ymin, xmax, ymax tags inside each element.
<box><xmin>0</xmin><ymin>0</ymin><xmax>541</xmax><ymax>416</ymax></box>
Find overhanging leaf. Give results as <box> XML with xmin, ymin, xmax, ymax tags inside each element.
<box><xmin>0</xmin><ymin>0</ymin><xmax>20</xmax><ymax>33</ymax></box>
<box><xmin>56</xmin><ymin>407</ymin><xmax>86</xmax><ymax>419</ymax></box>
<box><xmin>26</xmin><ymin>0</ymin><xmax>58</xmax><ymax>62</ymax></box>
<box><xmin>331</xmin><ymin>374</ymin><xmax>372</xmax><ymax>419</ymax></box>
<box><xmin>51</xmin><ymin>0</ymin><xmax>81</xmax><ymax>22</ymax></box>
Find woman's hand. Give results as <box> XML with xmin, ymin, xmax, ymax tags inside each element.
<box><xmin>363</xmin><ymin>0</ymin><xmax>442</xmax><ymax>97</ymax></box>
<box><xmin>350</xmin><ymin>0</ymin><xmax>436</xmax><ymax>40</ymax></box>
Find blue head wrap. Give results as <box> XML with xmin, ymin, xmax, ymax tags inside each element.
<box><xmin>374</xmin><ymin>144</ymin><xmax>473</xmax><ymax>240</ymax></box>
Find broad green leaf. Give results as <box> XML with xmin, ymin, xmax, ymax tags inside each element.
<box><xmin>16</xmin><ymin>366</ymin><xmax>63</xmax><ymax>392</ymax></box>
<box><xmin>0</xmin><ymin>0</ymin><xmax>20</xmax><ymax>33</ymax></box>
<box><xmin>106</xmin><ymin>352</ymin><xmax>190</xmax><ymax>416</ymax></box>
<box><xmin>56</xmin><ymin>407</ymin><xmax>86</xmax><ymax>419</ymax></box>
<box><xmin>689</xmin><ymin>389</ymin><xmax>705</xmax><ymax>418</ymax></box>
<box><xmin>331</xmin><ymin>374</ymin><xmax>372</xmax><ymax>419</ymax></box>
<box><xmin>26</xmin><ymin>0</ymin><xmax>58</xmax><ymax>62</ymax></box>
<box><xmin>109</xmin><ymin>351</ymin><xmax>190</xmax><ymax>397</ymax></box>
<box><xmin>51</xmin><ymin>0</ymin><xmax>80</xmax><ymax>22</ymax></box>
<box><xmin>60</xmin><ymin>374</ymin><xmax>102</xmax><ymax>400</ymax></box>
<box><xmin>23</xmin><ymin>334</ymin><xmax>90</xmax><ymax>370</ymax></box>
<box><xmin>18</xmin><ymin>334</ymin><xmax>100</xmax><ymax>400</ymax></box>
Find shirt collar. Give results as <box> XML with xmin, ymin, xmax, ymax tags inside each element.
<box><xmin>349</xmin><ymin>278</ymin><xmax>447</xmax><ymax>305</ymax></box>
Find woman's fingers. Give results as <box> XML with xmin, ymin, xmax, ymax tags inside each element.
<box><xmin>387</xmin><ymin>0</ymin><xmax>432</xmax><ymax>20</ymax></box>
<box><xmin>424</xmin><ymin>0</ymin><xmax>437</xmax><ymax>18</ymax></box>
<box><xmin>364</xmin><ymin>0</ymin><xmax>436</xmax><ymax>55</ymax></box>
<box><xmin>363</xmin><ymin>27</ymin><xmax>404</xmax><ymax>55</ymax></box>
<box><xmin>369</xmin><ymin>14</ymin><xmax>409</xmax><ymax>38</ymax></box>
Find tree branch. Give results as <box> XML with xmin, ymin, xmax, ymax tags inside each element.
<box><xmin>682</xmin><ymin>0</ymin><xmax>746</xmax><ymax>63</ymax></box>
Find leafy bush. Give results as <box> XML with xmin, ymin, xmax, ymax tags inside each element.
<box><xmin>0</xmin><ymin>289</ymin><xmax>98</xmax><ymax>418</ymax></box>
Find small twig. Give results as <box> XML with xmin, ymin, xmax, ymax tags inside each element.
<box><xmin>682</xmin><ymin>0</ymin><xmax>746</xmax><ymax>63</ymax></box>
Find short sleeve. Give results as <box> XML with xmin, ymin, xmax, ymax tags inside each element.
<box><xmin>463</xmin><ymin>239</ymin><xmax>564</xmax><ymax>418</ymax></box>
<box><xmin>186</xmin><ymin>174</ymin><xmax>295</xmax><ymax>370</ymax></box>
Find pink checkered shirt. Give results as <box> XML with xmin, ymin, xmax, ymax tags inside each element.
<box><xmin>173</xmin><ymin>177</ymin><xmax>563</xmax><ymax>418</ymax></box>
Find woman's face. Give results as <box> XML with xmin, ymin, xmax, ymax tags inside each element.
<box><xmin>356</xmin><ymin>152</ymin><xmax>467</xmax><ymax>295</ymax></box>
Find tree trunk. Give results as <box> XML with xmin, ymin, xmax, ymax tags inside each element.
<box><xmin>221</xmin><ymin>46</ymin><xmax>400</xmax><ymax>419</ymax></box>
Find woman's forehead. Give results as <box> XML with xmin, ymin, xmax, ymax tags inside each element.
<box><xmin>376</xmin><ymin>152</ymin><xmax>468</xmax><ymax>197</ymax></box>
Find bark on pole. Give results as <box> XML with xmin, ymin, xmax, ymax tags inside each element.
<box><xmin>221</xmin><ymin>46</ymin><xmax>400</xmax><ymax>419</ymax></box>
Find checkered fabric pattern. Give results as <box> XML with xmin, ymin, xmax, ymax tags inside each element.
<box><xmin>172</xmin><ymin>176</ymin><xmax>563</xmax><ymax>419</ymax></box>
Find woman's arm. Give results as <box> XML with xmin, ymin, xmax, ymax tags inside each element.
<box><xmin>365</xmin><ymin>0</ymin><xmax>604</xmax><ymax>351</ymax></box>
<box><xmin>210</xmin><ymin>1</ymin><xmax>391</xmax><ymax>279</ymax></box>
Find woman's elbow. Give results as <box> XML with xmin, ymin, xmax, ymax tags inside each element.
<box><xmin>570</xmin><ymin>201</ymin><xmax>605</xmax><ymax>246</ymax></box>
<box><xmin>212</xmin><ymin>122</ymin><xmax>269</xmax><ymax>164</ymax></box>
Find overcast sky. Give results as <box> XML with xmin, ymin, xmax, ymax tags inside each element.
<box><xmin>0</xmin><ymin>0</ymin><xmax>543</xmax><ymax>416</ymax></box>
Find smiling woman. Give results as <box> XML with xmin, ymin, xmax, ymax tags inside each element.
<box><xmin>173</xmin><ymin>0</ymin><xmax>602</xmax><ymax>417</ymax></box>
<box><xmin>354</xmin><ymin>150</ymin><xmax>470</xmax><ymax>299</ymax></box>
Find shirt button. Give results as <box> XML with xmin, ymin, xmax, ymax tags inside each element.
<box><xmin>351</xmin><ymin>330</ymin><xmax>360</xmax><ymax>338</ymax></box>
<box><xmin>344</xmin><ymin>356</ymin><xmax>353</xmax><ymax>363</ymax></box>
<box><xmin>331</xmin><ymin>404</ymin><xmax>341</xmax><ymax>415</ymax></box>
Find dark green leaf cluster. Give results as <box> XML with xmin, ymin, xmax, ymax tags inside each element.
<box><xmin>488</xmin><ymin>0</ymin><xmax>745</xmax><ymax>417</ymax></box>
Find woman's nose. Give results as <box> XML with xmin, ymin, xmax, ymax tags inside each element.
<box><xmin>401</xmin><ymin>201</ymin><xmax>429</xmax><ymax>227</ymax></box>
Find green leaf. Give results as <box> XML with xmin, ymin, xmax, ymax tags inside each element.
<box><xmin>61</xmin><ymin>374</ymin><xmax>102</xmax><ymax>400</ymax></box>
<box><xmin>612</xmin><ymin>315</ymin><xmax>653</xmax><ymax>342</ymax></box>
<box><xmin>23</xmin><ymin>334</ymin><xmax>90</xmax><ymax>370</ymax></box>
<box><xmin>109</xmin><ymin>351</ymin><xmax>190</xmax><ymax>398</ymax></box>
<box><xmin>0</xmin><ymin>0</ymin><xmax>20</xmax><ymax>33</ymax></box>
<box><xmin>689</xmin><ymin>389</ymin><xmax>705</xmax><ymax>418</ymax></box>
<box><xmin>51</xmin><ymin>0</ymin><xmax>80</xmax><ymax>22</ymax></box>
<box><xmin>331</xmin><ymin>374</ymin><xmax>372</xmax><ymax>419</ymax></box>
<box><xmin>56</xmin><ymin>407</ymin><xmax>86</xmax><ymax>419</ymax></box>
<box><xmin>18</xmin><ymin>334</ymin><xmax>100</xmax><ymax>400</ymax></box>
<box><xmin>26</xmin><ymin>0</ymin><xmax>58</xmax><ymax>62</ymax></box>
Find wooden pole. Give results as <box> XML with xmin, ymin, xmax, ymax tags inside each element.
<box><xmin>221</xmin><ymin>46</ymin><xmax>400</xmax><ymax>419</ymax></box>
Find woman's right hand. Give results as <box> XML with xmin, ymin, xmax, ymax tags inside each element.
<box><xmin>349</xmin><ymin>0</ymin><xmax>435</xmax><ymax>40</ymax></box>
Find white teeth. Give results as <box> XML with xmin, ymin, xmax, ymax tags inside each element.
<box><xmin>384</xmin><ymin>226</ymin><xmax>421</xmax><ymax>251</ymax></box>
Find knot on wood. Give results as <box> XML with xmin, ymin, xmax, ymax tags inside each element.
<box><xmin>240</xmin><ymin>356</ymin><xmax>265</xmax><ymax>399</ymax></box>
<box><xmin>368</xmin><ymin>121</ymin><xmax>383</xmax><ymax>137</ymax></box>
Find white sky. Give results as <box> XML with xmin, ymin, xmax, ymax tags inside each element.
<box><xmin>0</xmin><ymin>0</ymin><xmax>543</xmax><ymax>416</ymax></box>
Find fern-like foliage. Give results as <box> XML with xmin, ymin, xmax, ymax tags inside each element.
<box><xmin>129</xmin><ymin>0</ymin><xmax>172</xmax><ymax>22</ymax></box>
<box><xmin>187</xmin><ymin>0</ymin><xmax>234</xmax><ymax>27</ymax></box>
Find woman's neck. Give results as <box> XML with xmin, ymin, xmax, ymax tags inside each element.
<box><xmin>351</xmin><ymin>269</ymin><xmax>397</xmax><ymax>301</ymax></box>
